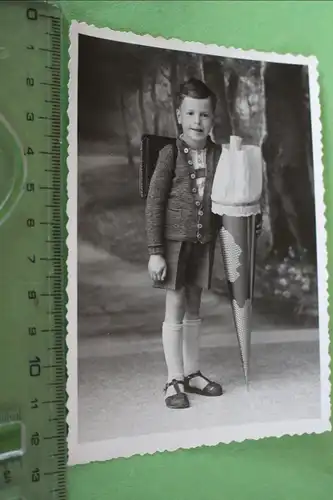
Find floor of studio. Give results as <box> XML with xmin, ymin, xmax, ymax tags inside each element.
<box><xmin>76</xmin><ymin>241</ymin><xmax>321</xmax><ymax>444</ymax></box>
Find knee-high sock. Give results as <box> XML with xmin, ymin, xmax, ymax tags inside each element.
<box><xmin>162</xmin><ymin>322</ymin><xmax>183</xmax><ymax>382</ymax></box>
<box><xmin>183</xmin><ymin>318</ymin><xmax>201</xmax><ymax>377</ymax></box>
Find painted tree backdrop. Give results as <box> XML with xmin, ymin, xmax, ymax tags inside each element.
<box><xmin>78</xmin><ymin>34</ymin><xmax>318</xmax><ymax>323</ymax></box>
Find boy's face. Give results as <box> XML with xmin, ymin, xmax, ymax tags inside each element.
<box><xmin>177</xmin><ymin>96</ymin><xmax>214</xmax><ymax>148</ymax></box>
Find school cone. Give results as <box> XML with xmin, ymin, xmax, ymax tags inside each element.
<box><xmin>211</xmin><ymin>135</ymin><xmax>263</xmax><ymax>386</ymax></box>
<box><xmin>218</xmin><ymin>214</ymin><xmax>257</xmax><ymax>386</ymax></box>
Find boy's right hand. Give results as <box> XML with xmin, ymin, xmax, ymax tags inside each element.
<box><xmin>148</xmin><ymin>255</ymin><xmax>167</xmax><ymax>282</ymax></box>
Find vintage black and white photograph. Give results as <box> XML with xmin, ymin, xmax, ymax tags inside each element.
<box><xmin>67</xmin><ymin>22</ymin><xmax>330</xmax><ymax>465</ymax></box>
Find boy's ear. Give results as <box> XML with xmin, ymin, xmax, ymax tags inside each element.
<box><xmin>176</xmin><ymin>108</ymin><xmax>181</xmax><ymax>125</ymax></box>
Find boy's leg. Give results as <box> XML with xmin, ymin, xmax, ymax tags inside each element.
<box><xmin>183</xmin><ymin>284</ymin><xmax>223</xmax><ymax>395</ymax></box>
<box><xmin>183</xmin><ymin>285</ymin><xmax>207</xmax><ymax>390</ymax></box>
<box><xmin>163</xmin><ymin>288</ymin><xmax>185</xmax><ymax>399</ymax></box>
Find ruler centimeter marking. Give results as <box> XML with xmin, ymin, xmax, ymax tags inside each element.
<box><xmin>0</xmin><ymin>2</ymin><xmax>66</xmax><ymax>500</ymax></box>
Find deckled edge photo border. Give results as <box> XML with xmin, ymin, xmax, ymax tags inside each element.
<box><xmin>66</xmin><ymin>20</ymin><xmax>330</xmax><ymax>466</ymax></box>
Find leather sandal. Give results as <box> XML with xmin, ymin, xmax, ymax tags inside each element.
<box><xmin>164</xmin><ymin>379</ymin><xmax>190</xmax><ymax>409</ymax></box>
<box><xmin>184</xmin><ymin>370</ymin><xmax>223</xmax><ymax>397</ymax></box>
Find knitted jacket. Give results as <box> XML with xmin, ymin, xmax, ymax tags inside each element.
<box><xmin>145</xmin><ymin>136</ymin><xmax>222</xmax><ymax>256</ymax></box>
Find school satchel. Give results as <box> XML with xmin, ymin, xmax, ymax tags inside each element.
<box><xmin>139</xmin><ymin>134</ymin><xmax>177</xmax><ymax>199</ymax></box>
<box><xmin>211</xmin><ymin>135</ymin><xmax>263</xmax><ymax>216</ymax></box>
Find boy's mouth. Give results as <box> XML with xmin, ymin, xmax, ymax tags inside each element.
<box><xmin>191</xmin><ymin>127</ymin><xmax>204</xmax><ymax>133</ymax></box>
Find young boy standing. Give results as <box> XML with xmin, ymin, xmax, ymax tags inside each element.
<box><xmin>146</xmin><ymin>78</ymin><xmax>223</xmax><ymax>409</ymax></box>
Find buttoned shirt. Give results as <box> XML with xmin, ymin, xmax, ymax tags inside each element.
<box><xmin>191</xmin><ymin>149</ymin><xmax>207</xmax><ymax>200</ymax></box>
<box><xmin>180</xmin><ymin>134</ymin><xmax>207</xmax><ymax>200</ymax></box>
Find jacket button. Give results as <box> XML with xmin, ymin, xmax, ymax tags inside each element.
<box><xmin>190</xmin><ymin>173</ymin><xmax>196</xmax><ymax>179</ymax></box>
<box><xmin>184</xmin><ymin>147</ymin><xmax>189</xmax><ymax>153</ymax></box>
<box><xmin>188</xmin><ymin>160</ymin><xmax>193</xmax><ymax>166</ymax></box>
<box><xmin>192</xmin><ymin>188</ymin><xmax>197</xmax><ymax>193</ymax></box>
<box><xmin>195</xmin><ymin>201</ymin><xmax>200</xmax><ymax>207</ymax></box>
<box><xmin>197</xmin><ymin>223</ymin><xmax>203</xmax><ymax>229</ymax></box>
<box><xmin>197</xmin><ymin>233</ymin><xmax>202</xmax><ymax>240</ymax></box>
<box><xmin>198</xmin><ymin>210</ymin><xmax>203</xmax><ymax>216</ymax></box>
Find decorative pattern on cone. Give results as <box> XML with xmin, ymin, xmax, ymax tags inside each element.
<box><xmin>232</xmin><ymin>298</ymin><xmax>252</xmax><ymax>370</ymax></box>
<box><xmin>220</xmin><ymin>227</ymin><xmax>242</xmax><ymax>282</ymax></box>
<box><xmin>218</xmin><ymin>215</ymin><xmax>257</xmax><ymax>384</ymax></box>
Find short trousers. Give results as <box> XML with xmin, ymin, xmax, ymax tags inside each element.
<box><xmin>152</xmin><ymin>239</ymin><xmax>215</xmax><ymax>291</ymax></box>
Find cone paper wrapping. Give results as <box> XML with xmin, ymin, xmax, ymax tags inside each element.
<box><xmin>219</xmin><ymin>215</ymin><xmax>257</xmax><ymax>384</ymax></box>
<box><xmin>211</xmin><ymin>137</ymin><xmax>263</xmax><ymax>384</ymax></box>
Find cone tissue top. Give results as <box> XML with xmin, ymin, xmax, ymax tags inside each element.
<box><xmin>211</xmin><ymin>136</ymin><xmax>263</xmax><ymax>217</ymax></box>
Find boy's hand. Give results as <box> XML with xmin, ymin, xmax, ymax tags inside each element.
<box><xmin>148</xmin><ymin>255</ymin><xmax>167</xmax><ymax>282</ymax></box>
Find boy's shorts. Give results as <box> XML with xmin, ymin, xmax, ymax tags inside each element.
<box><xmin>153</xmin><ymin>239</ymin><xmax>215</xmax><ymax>290</ymax></box>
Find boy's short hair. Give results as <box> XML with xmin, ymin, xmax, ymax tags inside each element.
<box><xmin>177</xmin><ymin>78</ymin><xmax>217</xmax><ymax>110</ymax></box>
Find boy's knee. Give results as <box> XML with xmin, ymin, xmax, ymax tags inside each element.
<box><xmin>185</xmin><ymin>311</ymin><xmax>200</xmax><ymax>321</ymax></box>
<box><xmin>165</xmin><ymin>288</ymin><xmax>185</xmax><ymax>323</ymax></box>
<box><xmin>185</xmin><ymin>285</ymin><xmax>202</xmax><ymax>319</ymax></box>
<box><xmin>167</xmin><ymin>288</ymin><xmax>184</xmax><ymax>302</ymax></box>
<box><xmin>185</xmin><ymin>285</ymin><xmax>202</xmax><ymax>302</ymax></box>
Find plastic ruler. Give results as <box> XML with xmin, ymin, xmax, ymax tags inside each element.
<box><xmin>0</xmin><ymin>1</ymin><xmax>67</xmax><ymax>499</ymax></box>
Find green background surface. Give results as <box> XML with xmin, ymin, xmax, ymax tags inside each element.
<box><xmin>58</xmin><ymin>1</ymin><xmax>333</xmax><ymax>499</ymax></box>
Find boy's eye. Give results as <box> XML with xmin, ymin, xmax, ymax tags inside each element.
<box><xmin>185</xmin><ymin>111</ymin><xmax>211</xmax><ymax>118</ymax></box>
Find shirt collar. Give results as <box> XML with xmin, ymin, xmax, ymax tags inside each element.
<box><xmin>177</xmin><ymin>134</ymin><xmax>213</xmax><ymax>153</ymax></box>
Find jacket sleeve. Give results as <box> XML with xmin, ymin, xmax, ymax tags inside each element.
<box><xmin>145</xmin><ymin>144</ymin><xmax>175</xmax><ymax>256</ymax></box>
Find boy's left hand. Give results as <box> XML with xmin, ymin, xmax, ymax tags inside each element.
<box><xmin>255</xmin><ymin>213</ymin><xmax>263</xmax><ymax>237</ymax></box>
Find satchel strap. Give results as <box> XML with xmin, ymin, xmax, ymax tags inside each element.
<box><xmin>172</xmin><ymin>142</ymin><xmax>178</xmax><ymax>177</ymax></box>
